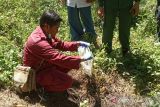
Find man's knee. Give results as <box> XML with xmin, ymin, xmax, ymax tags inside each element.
<box><xmin>63</xmin><ymin>76</ymin><xmax>73</xmax><ymax>89</ymax></box>
<box><xmin>56</xmin><ymin>75</ymin><xmax>73</xmax><ymax>92</ymax></box>
<box><xmin>44</xmin><ymin>76</ymin><xmax>73</xmax><ymax>92</ymax></box>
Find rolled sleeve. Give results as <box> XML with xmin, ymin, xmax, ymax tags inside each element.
<box><xmin>31</xmin><ymin>40</ymin><xmax>81</xmax><ymax>70</ymax></box>
<box><xmin>52</xmin><ymin>41</ymin><xmax>79</xmax><ymax>52</ymax></box>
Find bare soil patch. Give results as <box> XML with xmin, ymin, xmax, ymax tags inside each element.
<box><xmin>0</xmin><ymin>70</ymin><xmax>154</xmax><ymax>107</ymax></box>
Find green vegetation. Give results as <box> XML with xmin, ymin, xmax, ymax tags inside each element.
<box><xmin>0</xmin><ymin>0</ymin><xmax>159</xmax><ymax>97</ymax></box>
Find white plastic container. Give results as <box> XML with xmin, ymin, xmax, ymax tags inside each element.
<box><xmin>78</xmin><ymin>46</ymin><xmax>93</xmax><ymax>76</ymax></box>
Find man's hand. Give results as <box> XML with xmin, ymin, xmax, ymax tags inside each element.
<box><xmin>98</xmin><ymin>7</ymin><xmax>104</xmax><ymax>18</ymax></box>
<box><xmin>130</xmin><ymin>1</ymin><xmax>140</xmax><ymax>16</ymax></box>
<box><xmin>78</xmin><ymin>41</ymin><xmax>90</xmax><ymax>48</ymax></box>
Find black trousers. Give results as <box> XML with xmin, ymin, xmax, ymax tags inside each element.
<box><xmin>156</xmin><ymin>2</ymin><xmax>160</xmax><ymax>41</ymax></box>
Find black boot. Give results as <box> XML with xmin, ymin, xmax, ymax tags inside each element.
<box><xmin>122</xmin><ymin>48</ymin><xmax>130</xmax><ymax>57</ymax></box>
<box><xmin>105</xmin><ymin>47</ymin><xmax>112</xmax><ymax>55</ymax></box>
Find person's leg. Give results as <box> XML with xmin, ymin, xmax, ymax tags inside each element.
<box><xmin>36</xmin><ymin>68</ymin><xmax>73</xmax><ymax>92</ymax></box>
<box><xmin>103</xmin><ymin>7</ymin><xmax>117</xmax><ymax>53</ymax></box>
<box><xmin>119</xmin><ymin>7</ymin><xmax>132</xmax><ymax>55</ymax></box>
<box><xmin>155</xmin><ymin>5</ymin><xmax>160</xmax><ymax>44</ymax></box>
<box><xmin>79</xmin><ymin>6</ymin><xmax>97</xmax><ymax>42</ymax></box>
<box><xmin>67</xmin><ymin>6</ymin><xmax>84</xmax><ymax>41</ymax></box>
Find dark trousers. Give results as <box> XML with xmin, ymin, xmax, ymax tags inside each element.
<box><xmin>103</xmin><ymin>7</ymin><xmax>132</xmax><ymax>52</ymax></box>
<box><xmin>156</xmin><ymin>5</ymin><xmax>160</xmax><ymax>41</ymax></box>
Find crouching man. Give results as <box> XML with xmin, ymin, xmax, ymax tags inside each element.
<box><xmin>23</xmin><ymin>10</ymin><xmax>92</xmax><ymax>102</ymax></box>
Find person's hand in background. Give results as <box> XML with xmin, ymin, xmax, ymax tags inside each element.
<box><xmin>98</xmin><ymin>7</ymin><xmax>104</xmax><ymax>18</ymax></box>
<box><xmin>130</xmin><ymin>1</ymin><xmax>140</xmax><ymax>16</ymax></box>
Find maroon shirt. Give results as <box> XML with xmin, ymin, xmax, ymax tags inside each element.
<box><xmin>23</xmin><ymin>26</ymin><xmax>81</xmax><ymax>71</ymax></box>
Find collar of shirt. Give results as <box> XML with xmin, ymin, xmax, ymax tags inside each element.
<box><xmin>35</xmin><ymin>26</ymin><xmax>47</xmax><ymax>40</ymax></box>
<box><xmin>30</xmin><ymin>26</ymin><xmax>60</xmax><ymax>46</ymax></box>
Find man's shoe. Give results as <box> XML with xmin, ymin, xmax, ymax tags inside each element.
<box><xmin>105</xmin><ymin>47</ymin><xmax>112</xmax><ymax>54</ymax></box>
<box><xmin>122</xmin><ymin>48</ymin><xmax>130</xmax><ymax>57</ymax></box>
<box><xmin>67</xmin><ymin>88</ymin><xmax>80</xmax><ymax>106</ymax></box>
<box><xmin>72</xmin><ymin>79</ymin><xmax>81</xmax><ymax>88</ymax></box>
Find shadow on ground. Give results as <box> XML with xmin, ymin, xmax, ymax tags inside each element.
<box><xmin>86</xmin><ymin>75</ymin><xmax>102</xmax><ymax>107</ymax></box>
<box><xmin>16</xmin><ymin>89</ymin><xmax>79</xmax><ymax>107</ymax></box>
<box><xmin>109</xmin><ymin>49</ymin><xmax>160</xmax><ymax>95</ymax></box>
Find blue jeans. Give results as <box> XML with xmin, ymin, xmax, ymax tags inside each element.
<box><xmin>67</xmin><ymin>6</ymin><xmax>96</xmax><ymax>41</ymax></box>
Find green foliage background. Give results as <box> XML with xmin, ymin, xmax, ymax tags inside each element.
<box><xmin>0</xmin><ymin>0</ymin><xmax>159</xmax><ymax>96</ymax></box>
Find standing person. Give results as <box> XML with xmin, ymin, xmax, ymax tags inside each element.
<box><xmin>155</xmin><ymin>0</ymin><xmax>160</xmax><ymax>46</ymax></box>
<box><xmin>61</xmin><ymin>0</ymin><xmax>98</xmax><ymax>46</ymax></box>
<box><xmin>98</xmin><ymin>0</ymin><xmax>140</xmax><ymax>56</ymax></box>
<box><xmin>23</xmin><ymin>10</ymin><xmax>92</xmax><ymax>93</ymax></box>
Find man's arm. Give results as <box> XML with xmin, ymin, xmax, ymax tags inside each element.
<box><xmin>52</xmin><ymin>36</ymin><xmax>79</xmax><ymax>52</ymax></box>
<box><xmin>32</xmin><ymin>40</ymin><xmax>81</xmax><ymax>69</ymax></box>
<box><xmin>53</xmin><ymin>41</ymin><xmax>79</xmax><ymax>52</ymax></box>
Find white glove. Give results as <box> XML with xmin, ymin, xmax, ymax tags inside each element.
<box><xmin>78</xmin><ymin>41</ymin><xmax>90</xmax><ymax>48</ymax></box>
